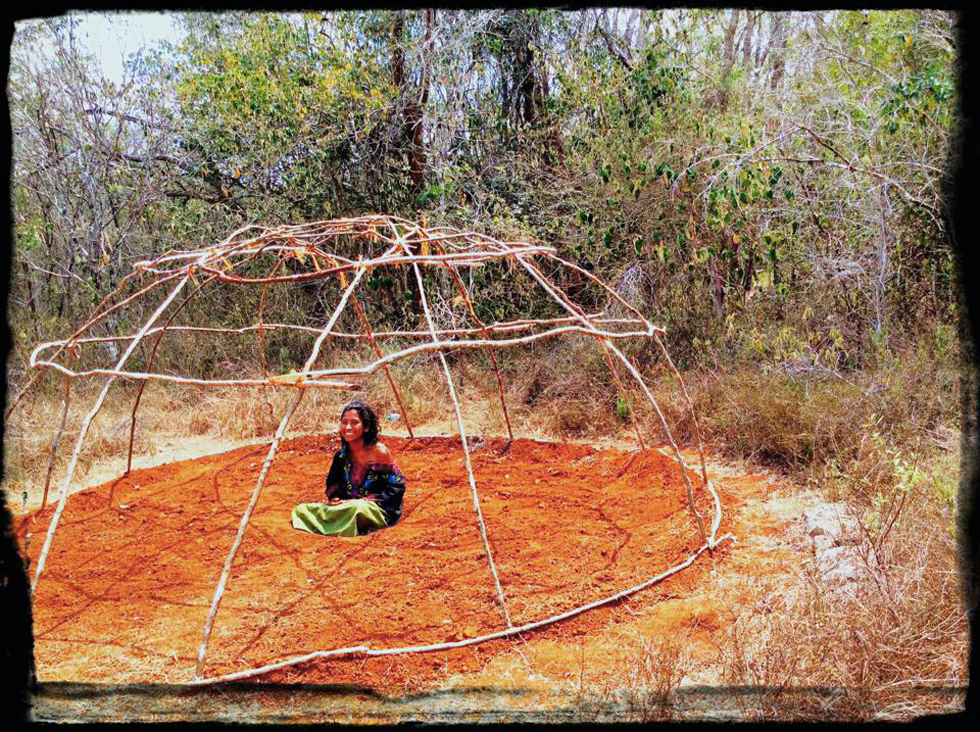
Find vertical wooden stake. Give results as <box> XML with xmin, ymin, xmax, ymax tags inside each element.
<box><xmin>31</xmin><ymin>274</ymin><xmax>192</xmax><ymax>593</ymax></box>
<box><xmin>41</xmin><ymin>374</ymin><xmax>72</xmax><ymax>509</ymax></box>
<box><xmin>411</xmin><ymin>259</ymin><xmax>512</xmax><ymax>627</ymax></box>
<box><xmin>348</xmin><ymin>288</ymin><xmax>416</xmax><ymax>439</ymax></box>
<box><xmin>432</xmin><ymin>241</ymin><xmax>514</xmax><ymax>444</ymax></box>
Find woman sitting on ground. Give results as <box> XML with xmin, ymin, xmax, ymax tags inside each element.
<box><xmin>291</xmin><ymin>400</ymin><xmax>406</xmax><ymax>536</ymax></box>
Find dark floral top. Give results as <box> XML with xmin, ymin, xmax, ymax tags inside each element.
<box><xmin>324</xmin><ymin>445</ymin><xmax>406</xmax><ymax>527</ymax></box>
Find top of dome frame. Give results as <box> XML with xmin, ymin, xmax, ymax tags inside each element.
<box><xmin>15</xmin><ymin>214</ymin><xmax>730</xmax><ymax>684</ymax></box>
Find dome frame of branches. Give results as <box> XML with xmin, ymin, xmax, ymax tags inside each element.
<box><xmin>19</xmin><ymin>214</ymin><xmax>729</xmax><ymax>684</ymax></box>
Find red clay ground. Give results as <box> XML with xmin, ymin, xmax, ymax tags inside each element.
<box><xmin>16</xmin><ymin>434</ymin><xmax>733</xmax><ymax>692</ymax></box>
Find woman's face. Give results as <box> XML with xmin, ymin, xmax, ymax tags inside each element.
<box><xmin>340</xmin><ymin>409</ymin><xmax>365</xmax><ymax>444</ymax></box>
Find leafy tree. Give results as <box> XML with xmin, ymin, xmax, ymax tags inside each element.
<box><xmin>6</xmin><ymin>9</ymin><xmax>959</xmax><ymax>379</ymax></box>
<box><xmin>172</xmin><ymin>12</ymin><xmax>395</xmax><ymax>221</ymax></box>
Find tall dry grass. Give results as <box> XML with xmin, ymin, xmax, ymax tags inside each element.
<box><xmin>714</xmin><ymin>483</ymin><xmax>966</xmax><ymax>720</ymax></box>
<box><xmin>477</xmin><ymin>334</ymin><xmax>966</xmax><ymax>720</ymax></box>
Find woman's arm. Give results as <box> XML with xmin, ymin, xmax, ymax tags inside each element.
<box><xmin>324</xmin><ymin>450</ymin><xmax>346</xmax><ymax>501</ymax></box>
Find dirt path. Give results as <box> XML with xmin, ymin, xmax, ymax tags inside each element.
<box><xmin>17</xmin><ymin>433</ymin><xmax>821</xmax><ymax>722</ymax></box>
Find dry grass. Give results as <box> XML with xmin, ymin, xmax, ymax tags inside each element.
<box><xmin>706</xmin><ymin>434</ymin><xmax>967</xmax><ymax>721</ymax></box>
<box><xmin>4</xmin><ymin>379</ymin><xmax>175</xmax><ymax>512</ymax></box>
<box><xmin>620</xmin><ymin>633</ymin><xmax>692</xmax><ymax>720</ymax></box>
<box><xmin>683</xmin><ymin>346</ymin><xmax>959</xmax><ymax>474</ymax></box>
<box><xmin>718</xmin><ymin>510</ymin><xmax>966</xmax><ymax>720</ymax></box>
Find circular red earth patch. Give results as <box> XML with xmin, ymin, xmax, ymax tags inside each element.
<box><xmin>17</xmin><ymin>434</ymin><xmax>723</xmax><ymax>690</ymax></box>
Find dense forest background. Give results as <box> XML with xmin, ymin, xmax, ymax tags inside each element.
<box><xmin>7</xmin><ymin>9</ymin><xmax>960</xmax><ymax>373</ymax></box>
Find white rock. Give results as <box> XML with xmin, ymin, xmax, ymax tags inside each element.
<box><xmin>817</xmin><ymin>545</ymin><xmax>858</xmax><ymax>580</ymax></box>
<box><xmin>804</xmin><ymin>501</ymin><xmax>875</xmax><ymax>589</ymax></box>
<box><xmin>803</xmin><ymin>502</ymin><xmax>859</xmax><ymax>546</ymax></box>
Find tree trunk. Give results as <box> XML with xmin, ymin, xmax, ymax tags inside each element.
<box><xmin>716</xmin><ymin>10</ymin><xmax>740</xmax><ymax>111</ymax></box>
<box><xmin>389</xmin><ymin>10</ymin><xmax>434</xmax><ymax>193</ymax></box>
<box><xmin>740</xmin><ymin>11</ymin><xmax>755</xmax><ymax>72</ymax></box>
<box><xmin>517</xmin><ymin>13</ymin><xmax>544</xmax><ymax>128</ymax></box>
<box><xmin>708</xmin><ymin>254</ymin><xmax>726</xmax><ymax>319</ymax></box>
<box><xmin>769</xmin><ymin>14</ymin><xmax>788</xmax><ymax>90</ymax></box>
<box><xmin>873</xmin><ymin>185</ymin><xmax>891</xmax><ymax>338</ymax></box>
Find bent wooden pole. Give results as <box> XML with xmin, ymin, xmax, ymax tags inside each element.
<box><xmin>193</xmin><ymin>261</ymin><xmax>372</xmax><ymax>680</ymax></box>
<box><xmin>40</xmin><ymin>374</ymin><xmax>72</xmax><ymax>509</ymax></box>
<box><xmin>191</xmin><ymin>245</ymin><xmax>556</xmax><ymax>286</ymax></box>
<box><xmin>29</xmin><ymin>315</ymin><xmax>649</xmax><ymax>354</ymax></box>
<box><xmin>608</xmin><ymin>345</ymin><xmax>711</xmax><ymax>545</ymax></box>
<box><xmin>12</xmin><ymin>225</ymin><xmax>259</xmax><ymax>422</ymax></box>
<box><xmin>6</xmin><ymin>270</ymin><xmax>179</xmax><ymax>422</ymax></box>
<box><xmin>432</xmin><ymin>242</ymin><xmax>514</xmax><ymax>443</ymax></box>
<box><xmin>517</xmin><ymin>257</ymin><xmax>711</xmax><ymax>547</ymax></box>
<box><xmin>547</xmin><ymin>252</ymin><xmax>712</xmax><ymax>512</ymax></box>
<box><xmin>193</xmin><ymin>389</ymin><xmax>306</xmax><ymax>680</ymax></box>
<box><xmin>544</xmin><ymin>253</ymin><xmax>712</xmax><ymax>482</ymax></box>
<box><xmin>24</xmin><ymin>364</ymin><xmax>356</xmax><ymax>390</ymax></box>
<box><xmin>31</xmin><ymin>274</ymin><xmax>191</xmax><ymax>593</ymax></box>
<box><xmin>127</xmin><ymin>236</ymin><xmax>267</xmax><ymax>473</ymax></box>
<box><xmin>652</xmin><ymin>333</ymin><xmax>710</xmax><ymax>492</ymax></box>
<box><xmin>189</xmin><ymin>533</ymin><xmax>735</xmax><ymax>685</ymax></box>
<box><xmin>32</xmin><ymin>323</ymin><xmax>652</xmax><ymax>385</ymax></box>
<box><xmin>518</xmin><ymin>260</ymin><xmax>646</xmax><ymax>448</ymax></box>
<box><xmin>411</xmin><ymin>260</ymin><xmax>512</xmax><ymax>628</ymax></box>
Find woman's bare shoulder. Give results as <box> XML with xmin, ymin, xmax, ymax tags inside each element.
<box><xmin>370</xmin><ymin>442</ymin><xmax>394</xmax><ymax>461</ymax></box>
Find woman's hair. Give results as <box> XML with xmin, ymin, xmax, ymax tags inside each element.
<box><xmin>339</xmin><ymin>400</ymin><xmax>379</xmax><ymax>448</ymax></box>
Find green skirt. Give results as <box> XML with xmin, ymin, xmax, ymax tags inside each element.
<box><xmin>291</xmin><ymin>499</ymin><xmax>388</xmax><ymax>537</ymax></box>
